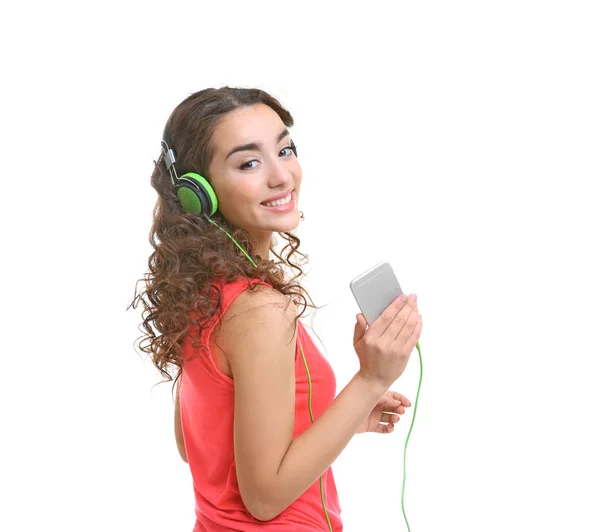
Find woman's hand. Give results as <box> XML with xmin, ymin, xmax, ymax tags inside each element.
<box><xmin>356</xmin><ymin>390</ymin><xmax>412</xmax><ymax>434</ymax></box>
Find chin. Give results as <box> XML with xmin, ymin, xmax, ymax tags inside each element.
<box><xmin>255</xmin><ymin>200</ymin><xmax>301</xmax><ymax>231</ymax></box>
<box><xmin>270</xmin><ymin>221</ymin><xmax>299</xmax><ymax>233</ymax></box>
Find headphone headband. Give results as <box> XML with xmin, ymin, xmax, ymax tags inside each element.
<box><xmin>161</xmin><ymin>123</ymin><xmax>177</xmax><ymax>173</ymax></box>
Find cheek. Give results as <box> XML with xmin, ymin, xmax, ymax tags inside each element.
<box><xmin>232</xmin><ymin>183</ymin><xmax>262</xmax><ymax>204</ymax></box>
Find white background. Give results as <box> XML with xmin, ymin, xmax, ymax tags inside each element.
<box><xmin>1</xmin><ymin>1</ymin><xmax>599</xmax><ymax>531</ymax></box>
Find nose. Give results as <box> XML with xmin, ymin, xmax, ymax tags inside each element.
<box><xmin>266</xmin><ymin>153</ymin><xmax>295</xmax><ymax>187</ymax></box>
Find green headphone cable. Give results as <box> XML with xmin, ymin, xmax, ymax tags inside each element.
<box><xmin>205</xmin><ymin>217</ymin><xmax>259</xmax><ymax>267</ymax></box>
<box><xmin>402</xmin><ymin>340</ymin><xmax>422</xmax><ymax>532</ymax></box>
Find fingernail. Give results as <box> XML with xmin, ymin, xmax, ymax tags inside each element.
<box><xmin>410</xmin><ymin>294</ymin><xmax>417</xmax><ymax>301</ymax></box>
<box><xmin>401</xmin><ymin>294</ymin><xmax>408</xmax><ymax>302</ymax></box>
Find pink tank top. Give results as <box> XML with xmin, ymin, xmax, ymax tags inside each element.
<box><xmin>180</xmin><ymin>277</ymin><xmax>343</xmax><ymax>531</ymax></box>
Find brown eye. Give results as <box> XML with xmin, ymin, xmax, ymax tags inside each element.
<box><xmin>239</xmin><ymin>160</ymin><xmax>258</xmax><ymax>170</ymax></box>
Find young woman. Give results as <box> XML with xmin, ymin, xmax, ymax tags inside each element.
<box><xmin>131</xmin><ymin>86</ymin><xmax>422</xmax><ymax>531</ymax></box>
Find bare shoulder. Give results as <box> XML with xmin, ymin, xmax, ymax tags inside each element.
<box><xmin>217</xmin><ymin>283</ymin><xmax>298</xmax><ymax>353</ymax></box>
<box><xmin>230</xmin><ymin>282</ymin><xmax>297</xmax><ymax>319</ymax></box>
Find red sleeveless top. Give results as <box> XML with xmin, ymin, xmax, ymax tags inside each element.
<box><xmin>180</xmin><ymin>277</ymin><xmax>343</xmax><ymax>531</ymax></box>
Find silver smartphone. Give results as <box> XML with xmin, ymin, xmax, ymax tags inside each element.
<box><xmin>349</xmin><ymin>260</ymin><xmax>403</xmax><ymax>326</ymax></box>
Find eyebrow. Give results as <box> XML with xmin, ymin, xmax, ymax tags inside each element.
<box><xmin>225</xmin><ymin>128</ymin><xmax>290</xmax><ymax>160</ymax></box>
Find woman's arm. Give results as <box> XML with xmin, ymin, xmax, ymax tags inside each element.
<box><xmin>223</xmin><ymin>285</ymin><xmax>386</xmax><ymax>521</ymax></box>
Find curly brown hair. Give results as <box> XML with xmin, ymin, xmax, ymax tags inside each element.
<box><xmin>127</xmin><ymin>86</ymin><xmax>319</xmax><ymax>396</ymax></box>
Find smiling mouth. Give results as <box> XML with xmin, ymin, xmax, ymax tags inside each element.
<box><xmin>261</xmin><ymin>191</ymin><xmax>293</xmax><ymax>207</ymax></box>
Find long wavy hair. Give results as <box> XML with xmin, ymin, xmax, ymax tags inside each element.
<box><xmin>128</xmin><ymin>87</ymin><xmax>319</xmax><ymax>395</ymax></box>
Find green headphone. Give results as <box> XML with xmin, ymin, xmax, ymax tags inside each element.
<box><xmin>161</xmin><ymin>124</ymin><xmax>219</xmax><ymax>216</ymax></box>
<box><xmin>159</xmin><ymin>122</ymin><xmax>335</xmax><ymax>530</ymax></box>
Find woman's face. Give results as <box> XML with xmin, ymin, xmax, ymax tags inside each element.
<box><xmin>206</xmin><ymin>103</ymin><xmax>302</xmax><ymax>255</ymax></box>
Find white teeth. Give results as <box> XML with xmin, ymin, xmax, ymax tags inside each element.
<box><xmin>263</xmin><ymin>193</ymin><xmax>292</xmax><ymax>207</ymax></box>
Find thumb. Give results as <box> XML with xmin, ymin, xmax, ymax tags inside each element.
<box><xmin>353</xmin><ymin>313</ymin><xmax>367</xmax><ymax>345</ymax></box>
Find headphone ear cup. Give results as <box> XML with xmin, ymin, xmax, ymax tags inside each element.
<box><xmin>176</xmin><ymin>173</ymin><xmax>218</xmax><ymax>216</ymax></box>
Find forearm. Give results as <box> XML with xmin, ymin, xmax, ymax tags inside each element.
<box><xmin>265</xmin><ymin>371</ymin><xmax>386</xmax><ymax>518</ymax></box>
